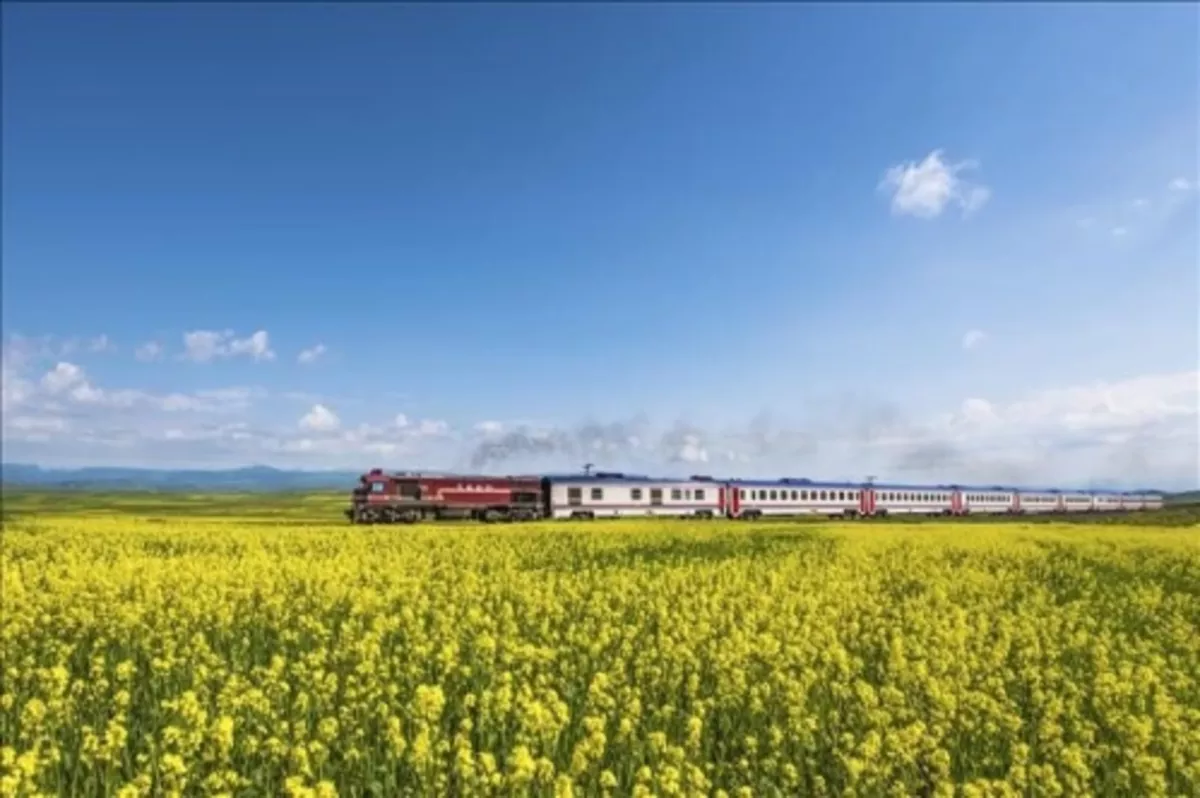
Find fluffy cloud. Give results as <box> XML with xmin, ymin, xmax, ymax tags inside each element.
<box><xmin>182</xmin><ymin>329</ymin><xmax>275</xmax><ymax>363</ymax></box>
<box><xmin>297</xmin><ymin>344</ymin><xmax>327</xmax><ymax>364</ymax></box>
<box><xmin>879</xmin><ymin>150</ymin><xmax>991</xmax><ymax>219</ymax></box>
<box><xmin>416</xmin><ymin>419</ymin><xmax>449</xmax><ymax>437</ymax></box>
<box><xmin>1169</xmin><ymin>177</ymin><xmax>1193</xmax><ymax>192</ymax></box>
<box><xmin>14</xmin><ymin>359</ymin><xmax>259</xmax><ymax>416</ymax></box>
<box><xmin>41</xmin><ymin>362</ymin><xmax>87</xmax><ymax>395</ymax></box>
<box><xmin>299</xmin><ymin>404</ymin><xmax>340</xmax><ymax>432</ymax></box>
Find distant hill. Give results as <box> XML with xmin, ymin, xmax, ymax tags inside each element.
<box><xmin>0</xmin><ymin>463</ymin><xmax>361</xmax><ymax>492</ymax></box>
<box><xmin>1165</xmin><ymin>490</ymin><xmax>1200</xmax><ymax>505</ymax></box>
<box><xmin>2</xmin><ymin>463</ymin><xmax>1197</xmax><ymax>499</ymax></box>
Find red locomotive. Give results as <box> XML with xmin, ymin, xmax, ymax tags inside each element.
<box><xmin>345</xmin><ymin>468</ymin><xmax>545</xmax><ymax>523</ymax></box>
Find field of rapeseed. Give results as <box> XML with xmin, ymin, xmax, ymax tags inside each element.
<box><xmin>2</xmin><ymin>495</ymin><xmax>1199</xmax><ymax>797</ymax></box>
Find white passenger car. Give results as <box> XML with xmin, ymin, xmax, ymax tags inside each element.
<box><xmin>543</xmin><ymin>473</ymin><xmax>722</xmax><ymax>519</ymax></box>
<box><xmin>955</xmin><ymin>487</ymin><xmax>1017</xmax><ymax>514</ymax></box>
<box><xmin>1015</xmin><ymin>490</ymin><xmax>1062</xmax><ymax>514</ymax></box>
<box><xmin>727</xmin><ymin>479</ymin><xmax>866</xmax><ymax>518</ymax></box>
<box><xmin>870</xmin><ymin>484</ymin><xmax>957</xmax><ymax>516</ymax></box>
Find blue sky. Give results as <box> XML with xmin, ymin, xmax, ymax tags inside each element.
<box><xmin>3</xmin><ymin>4</ymin><xmax>1197</xmax><ymax>488</ymax></box>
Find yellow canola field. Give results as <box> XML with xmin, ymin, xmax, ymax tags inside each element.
<box><xmin>3</xmin><ymin>516</ymin><xmax>1199</xmax><ymax>797</ymax></box>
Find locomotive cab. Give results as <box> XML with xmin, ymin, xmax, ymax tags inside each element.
<box><xmin>346</xmin><ymin>471</ymin><xmax>427</xmax><ymax>523</ymax></box>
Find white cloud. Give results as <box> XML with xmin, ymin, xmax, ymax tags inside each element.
<box><xmin>182</xmin><ymin>329</ymin><xmax>275</xmax><ymax>363</ymax></box>
<box><xmin>7</xmin><ymin>415</ymin><xmax>68</xmax><ymax>434</ymax></box>
<box><xmin>182</xmin><ymin>331</ymin><xmax>225</xmax><ymax>363</ymax></box>
<box><xmin>4</xmin><ymin>333</ymin><xmax>117</xmax><ymax>359</ymax></box>
<box><xmin>1</xmin><ymin>369</ymin><xmax>32</xmax><ymax>414</ymax></box>
<box><xmin>227</xmin><ymin>330</ymin><xmax>274</xmax><ymax>361</ymax></box>
<box><xmin>992</xmin><ymin>371</ymin><xmax>1198</xmax><ymax>434</ymax></box>
<box><xmin>878</xmin><ymin>149</ymin><xmax>991</xmax><ymax>219</ymax></box>
<box><xmin>1168</xmin><ymin>177</ymin><xmax>1193</xmax><ymax>191</ymax></box>
<box><xmin>87</xmin><ymin>335</ymin><xmax>115</xmax><ymax>353</ymax></box>
<box><xmin>297</xmin><ymin>343</ymin><xmax>327</xmax><ymax>364</ymax></box>
<box><xmin>1130</xmin><ymin>198</ymin><xmax>1150</xmax><ymax>209</ymax></box>
<box><xmin>299</xmin><ymin>404</ymin><xmax>340</xmax><ymax>432</ymax></box>
<box><xmin>4</xmin><ymin>334</ymin><xmax>1195</xmax><ymax>489</ymax></box>
<box><xmin>676</xmin><ymin>433</ymin><xmax>709</xmax><ymax>464</ymax></box>
<box><xmin>416</xmin><ymin>419</ymin><xmax>449</xmax><ymax>436</ymax></box>
<box><xmin>959</xmin><ymin>397</ymin><xmax>998</xmax><ymax>426</ymax></box>
<box><xmin>135</xmin><ymin>341</ymin><xmax>164</xmax><ymax>362</ymax></box>
<box><xmin>1111</xmin><ymin>226</ymin><xmax>1128</xmax><ymax>237</ymax></box>
<box><xmin>961</xmin><ymin>329</ymin><xmax>987</xmax><ymax>351</ymax></box>
<box><xmin>40</xmin><ymin>362</ymin><xmax>87</xmax><ymax>394</ymax></box>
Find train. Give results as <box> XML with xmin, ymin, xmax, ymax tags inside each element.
<box><xmin>344</xmin><ymin>468</ymin><xmax>1164</xmax><ymax>524</ymax></box>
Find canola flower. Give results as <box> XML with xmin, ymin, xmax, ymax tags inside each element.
<box><xmin>2</xmin><ymin>512</ymin><xmax>1199</xmax><ymax>796</ymax></box>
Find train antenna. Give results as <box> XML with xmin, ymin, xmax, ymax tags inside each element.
<box><xmin>583</xmin><ymin>462</ymin><xmax>594</xmax><ymax>476</ymax></box>
<box><xmin>865</xmin><ymin>474</ymin><xmax>876</xmax><ymax>486</ymax></box>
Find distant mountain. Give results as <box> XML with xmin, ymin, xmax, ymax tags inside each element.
<box><xmin>1165</xmin><ymin>490</ymin><xmax>1200</xmax><ymax>505</ymax></box>
<box><xmin>2</xmin><ymin>463</ymin><xmax>1196</xmax><ymax>498</ymax></box>
<box><xmin>0</xmin><ymin>463</ymin><xmax>362</xmax><ymax>491</ymax></box>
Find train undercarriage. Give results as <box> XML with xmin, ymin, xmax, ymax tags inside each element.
<box><xmin>346</xmin><ymin>503</ymin><xmax>543</xmax><ymax>524</ymax></box>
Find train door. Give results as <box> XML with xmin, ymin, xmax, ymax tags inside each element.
<box><xmin>859</xmin><ymin>488</ymin><xmax>875</xmax><ymax>516</ymax></box>
<box><xmin>950</xmin><ymin>489</ymin><xmax>965</xmax><ymax>515</ymax></box>
<box><xmin>718</xmin><ymin>487</ymin><xmax>727</xmax><ymax>516</ymax></box>
<box><xmin>650</xmin><ymin>488</ymin><xmax>663</xmax><ymax>507</ymax></box>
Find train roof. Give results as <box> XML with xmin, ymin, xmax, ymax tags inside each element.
<box><xmin>726</xmin><ymin>477</ymin><xmax>863</xmax><ymax>488</ymax></box>
<box><xmin>364</xmin><ymin>468</ymin><xmax>1160</xmax><ymax>495</ymax></box>
<box><xmin>543</xmin><ymin>472</ymin><xmax>716</xmax><ymax>484</ymax></box>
